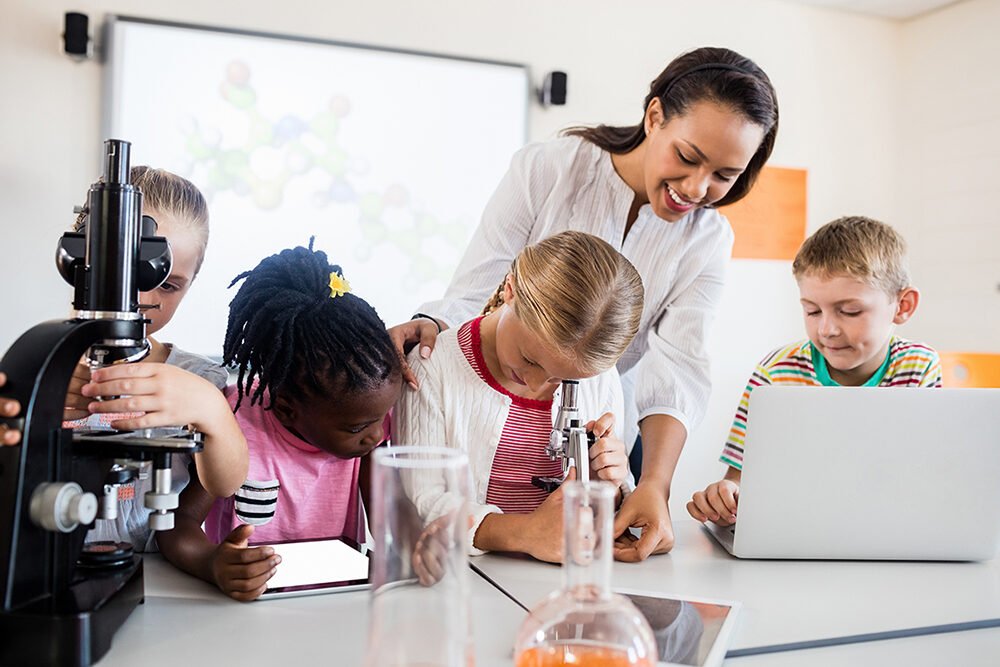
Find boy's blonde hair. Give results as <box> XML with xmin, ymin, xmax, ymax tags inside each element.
<box><xmin>792</xmin><ymin>216</ymin><xmax>909</xmax><ymax>295</ymax></box>
<box><xmin>482</xmin><ymin>231</ymin><xmax>644</xmax><ymax>375</ymax></box>
<box><xmin>75</xmin><ymin>166</ymin><xmax>210</xmax><ymax>275</ymax></box>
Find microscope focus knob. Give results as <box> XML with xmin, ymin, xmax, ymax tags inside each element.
<box><xmin>143</xmin><ymin>491</ymin><xmax>179</xmax><ymax>511</ymax></box>
<box><xmin>547</xmin><ymin>429</ymin><xmax>564</xmax><ymax>458</ymax></box>
<box><xmin>29</xmin><ymin>482</ymin><xmax>99</xmax><ymax>533</ymax></box>
<box><xmin>147</xmin><ymin>511</ymin><xmax>174</xmax><ymax>531</ymax></box>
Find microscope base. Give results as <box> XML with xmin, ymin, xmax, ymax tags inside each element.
<box><xmin>0</xmin><ymin>558</ymin><xmax>144</xmax><ymax>667</ymax></box>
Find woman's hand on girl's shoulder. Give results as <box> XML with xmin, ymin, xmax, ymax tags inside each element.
<box><xmin>387</xmin><ymin>318</ymin><xmax>443</xmax><ymax>390</ymax></box>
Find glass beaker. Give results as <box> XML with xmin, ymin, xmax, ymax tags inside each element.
<box><xmin>365</xmin><ymin>446</ymin><xmax>473</xmax><ymax>667</ymax></box>
<box><xmin>513</xmin><ymin>481</ymin><xmax>657</xmax><ymax>667</ymax></box>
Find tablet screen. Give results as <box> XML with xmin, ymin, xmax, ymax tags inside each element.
<box><xmin>619</xmin><ymin>591</ymin><xmax>740</xmax><ymax>667</ymax></box>
<box><xmin>259</xmin><ymin>538</ymin><xmax>370</xmax><ymax>594</ymax></box>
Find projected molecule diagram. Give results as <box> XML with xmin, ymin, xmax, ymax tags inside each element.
<box><xmin>182</xmin><ymin>60</ymin><xmax>469</xmax><ymax>280</ymax></box>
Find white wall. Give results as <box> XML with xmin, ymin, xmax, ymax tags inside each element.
<box><xmin>5</xmin><ymin>0</ymin><xmax>982</xmax><ymax>517</ymax></box>
<box><xmin>896</xmin><ymin>0</ymin><xmax>1000</xmax><ymax>354</ymax></box>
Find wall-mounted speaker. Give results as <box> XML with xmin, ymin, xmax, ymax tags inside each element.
<box><xmin>538</xmin><ymin>71</ymin><xmax>567</xmax><ymax>107</ymax></box>
<box><xmin>63</xmin><ymin>12</ymin><xmax>92</xmax><ymax>60</ymax></box>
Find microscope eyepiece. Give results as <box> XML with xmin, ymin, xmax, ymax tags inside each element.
<box><xmin>104</xmin><ymin>139</ymin><xmax>131</xmax><ymax>185</ymax></box>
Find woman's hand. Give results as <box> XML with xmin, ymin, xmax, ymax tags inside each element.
<box><xmin>211</xmin><ymin>524</ymin><xmax>281</xmax><ymax>602</ymax></box>
<box><xmin>387</xmin><ymin>318</ymin><xmax>443</xmax><ymax>390</ymax></box>
<box><xmin>612</xmin><ymin>482</ymin><xmax>674</xmax><ymax>561</ymax></box>
<box><xmin>586</xmin><ymin>412</ymin><xmax>629</xmax><ymax>487</ymax></box>
<box><xmin>0</xmin><ymin>372</ymin><xmax>22</xmax><ymax>445</ymax></box>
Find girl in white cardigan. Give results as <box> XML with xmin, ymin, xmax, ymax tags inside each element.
<box><xmin>393</xmin><ymin>231</ymin><xmax>644</xmax><ymax>563</ymax></box>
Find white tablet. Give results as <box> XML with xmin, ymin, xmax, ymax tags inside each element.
<box><xmin>256</xmin><ymin>537</ymin><xmax>371</xmax><ymax>600</ymax></box>
<box><xmin>616</xmin><ymin>589</ymin><xmax>741</xmax><ymax>667</ymax></box>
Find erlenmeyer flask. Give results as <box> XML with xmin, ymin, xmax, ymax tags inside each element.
<box><xmin>514</xmin><ymin>481</ymin><xmax>657</xmax><ymax>667</ymax></box>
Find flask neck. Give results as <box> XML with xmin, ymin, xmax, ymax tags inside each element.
<box><xmin>561</xmin><ymin>482</ymin><xmax>614</xmax><ymax>600</ymax></box>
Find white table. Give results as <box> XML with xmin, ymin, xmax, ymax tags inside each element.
<box><xmin>99</xmin><ymin>555</ymin><xmax>527</xmax><ymax>666</ymax></box>
<box><xmin>725</xmin><ymin>630</ymin><xmax>1000</xmax><ymax>666</ymax></box>
<box><xmin>472</xmin><ymin>520</ymin><xmax>1000</xmax><ymax>665</ymax></box>
<box><xmin>96</xmin><ymin>521</ymin><xmax>1000</xmax><ymax>666</ymax></box>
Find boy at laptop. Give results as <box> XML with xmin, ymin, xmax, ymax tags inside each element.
<box><xmin>687</xmin><ymin>215</ymin><xmax>942</xmax><ymax>526</ymax></box>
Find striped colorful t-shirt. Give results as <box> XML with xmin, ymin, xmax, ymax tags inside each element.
<box><xmin>457</xmin><ymin>317</ymin><xmax>562</xmax><ymax>514</ymax></box>
<box><xmin>720</xmin><ymin>337</ymin><xmax>942</xmax><ymax>470</ymax></box>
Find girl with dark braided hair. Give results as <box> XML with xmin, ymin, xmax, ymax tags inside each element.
<box><xmin>157</xmin><ymin>240</ymin><xmax>402</xmax><ymax>601</ymax></box>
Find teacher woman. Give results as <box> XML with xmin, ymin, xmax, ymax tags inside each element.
<box><xmin>392</xmin><ymin>46</ymin><xmax>779</xmax><ymax>560</ymax></box>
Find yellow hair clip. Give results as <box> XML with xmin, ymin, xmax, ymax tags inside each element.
<box><xmin>329</xmin><ymin>272</ymin><xmax>351</xmax><ymax>298</ymax></box>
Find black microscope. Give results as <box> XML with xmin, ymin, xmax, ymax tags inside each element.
<box><xmin>0</xmin><ymin>140</ymin><xmax>203</xmax><ymax>666</ymax></box>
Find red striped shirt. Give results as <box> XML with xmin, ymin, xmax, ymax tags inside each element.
<box><xmin>458</xmin><ymin>318</ymin><xmax>560</xmax><ymax>514</ymax></box>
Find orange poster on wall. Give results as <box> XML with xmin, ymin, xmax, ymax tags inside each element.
<box><xmin>939</xmin><ymin>352</ymin><xmax>1000</xmax><ymax>388</ymax></box>
<box><xmin>719</xmin><ymin>166</ymin><xmax>807</xmax><ymax>260</ymax></box>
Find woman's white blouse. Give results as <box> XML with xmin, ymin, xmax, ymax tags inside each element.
<box><xmin>420</xmin><ymin>136</ymin><xmax>734</xmax><ymax>441</ymax></box>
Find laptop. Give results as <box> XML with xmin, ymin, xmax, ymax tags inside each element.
<box><xmin>704</xmin><ymin>386</ymin><xmax>1000</xmax><ymax>560</ymax></box>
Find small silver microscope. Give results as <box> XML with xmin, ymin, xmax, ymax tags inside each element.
<box><xmin>532</xmin><ymin>380</ymin><xmax>595</xmax><ymax>492</ymax></box>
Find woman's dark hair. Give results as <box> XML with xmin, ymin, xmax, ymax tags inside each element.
<box><xmin>223</xmin><ymin>239</ymin><xmax>401</xmax><ymax>411</ymax></box>
<box><xmin>565</xmin><ymin>46</ymin><xmax>779</xmax><ymax>208</ymax></box>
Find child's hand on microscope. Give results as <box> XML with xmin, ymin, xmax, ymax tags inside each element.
<box><xmin>63</xmin><ymin>360</ymin><xmax>92</xmax><ymax>421</ymax></box>
<box><xmin>585</xmin><ymin>412</ymin><xmax>629</xmax><ymax>487</ymax></box>
<box><xmin>81</xmin><ymin>362</ymin><xmax>229</xmax><ymax>434</ymax></box>
<box><xmin>211</xmin><ymin>524</ymin><xmax>281</xmax><ymax>602</ymax></box>
<box><xmin>0</xmin><ymin>372</ymin><xmax>23</xmax><ymax>445</ymax></box>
